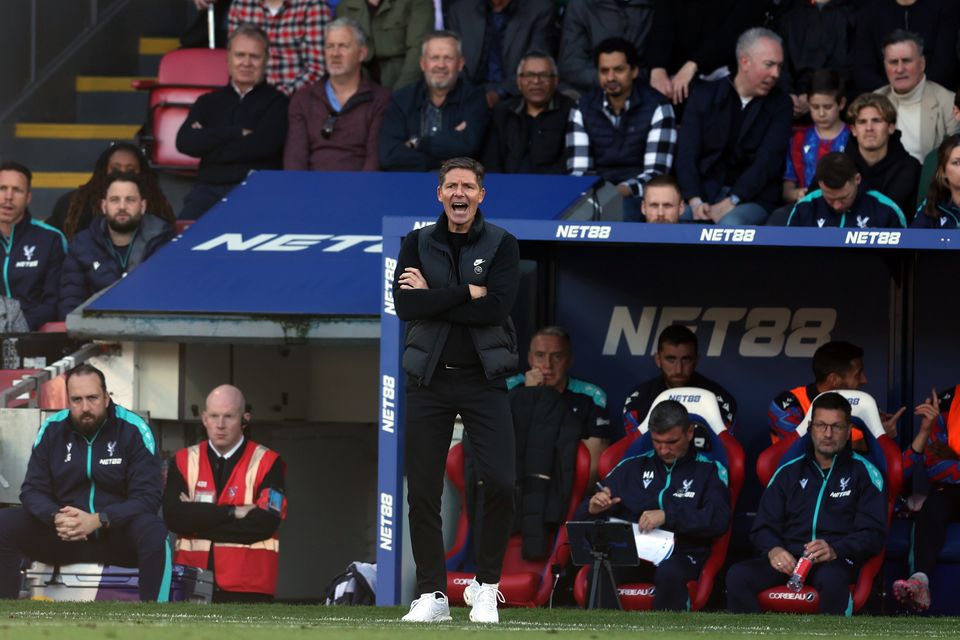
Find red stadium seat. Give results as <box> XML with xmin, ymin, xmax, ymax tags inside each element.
<box><xmin>572</xmin><ymin>387</ymin><xmax>745</xmax><ymax>610</ymax></box>
<box><xmin>133</xmin><ymin>48</ymin><xmax>228</xmax><ymax>173</ymax></box>
<box><xmin>444</xmin><ymin>440</ymin><xmax>591</xmax><ymax>607</ymax></box>
<box><xmin>754</xmin><ymin>390</ymin><xmax>902</xmax><ymax>614</ymax></box>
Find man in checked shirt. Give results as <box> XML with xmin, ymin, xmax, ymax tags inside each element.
<box><xmin>565</xmin><ymin>37</ymin><xmax>677</xmax><ymax>222</ymax></box>
<box><xmin>229</xmin><ymin>0</ymin><xmax>331</xmax><ymax>96</ymax></box>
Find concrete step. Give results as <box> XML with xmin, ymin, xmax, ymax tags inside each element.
<box><xmin>138</xmin><ymin>37</ymin><xmax>180</xmax><ymax>76</ymax></box>
<box><xmin>11</xmin><ymin>124</ymin><xmax>139</xmax><ymax>171</ymax></box>
<box><xmin>74</xmin><ymin>76</ymin><xmax>151</xmax><ymax>124</ymax></box>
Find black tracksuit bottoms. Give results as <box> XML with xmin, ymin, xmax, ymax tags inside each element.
<box><xmin>405</xmin><ymin>365</ymin><xmax>515</xmax><ymax>595</ymax></box>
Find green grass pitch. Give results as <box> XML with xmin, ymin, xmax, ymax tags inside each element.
<box><xmin>0</xmin><ymin>602</ymin><xmax>958</xmax><ymax>639</ymax></box>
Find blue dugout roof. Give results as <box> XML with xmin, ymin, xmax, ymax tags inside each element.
<box><xmin>67</xmin><ymin>171</ymin><xmax>601</xmax><ymax>340</ymax></box>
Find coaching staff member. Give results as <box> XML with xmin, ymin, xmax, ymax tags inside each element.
<box><xmin>395</xmin><ymin>157</ymin><xmax>520</xmax><ymax>624</ymax></box>
<box><xmin>0</xmin><ymin>363</ymin><xmax>169</xmax><ymax>601</ymax></box>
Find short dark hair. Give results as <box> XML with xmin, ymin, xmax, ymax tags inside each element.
<box><xmin>812</xmin><ymin>341</ymin><xmax>864</xmax><ymax>383</ymax></box>
<box><xmin>815</xmin><ymin>152</ymin><xmax>858</xmax><ymax>189</ymax></box>
<box><xmin>882</xmin><ymin>29</ymin><xmax>924</xmax><ymax>56</ymax></box>
<box><xmin>811</xmin><ymin>391</ymin><xmax>852</xmax><ymax>422</ymax></box>
<box><xmin>643</xmin><ymin>174</ymin><xmax>681</xmax><ymax>197</ymax></box>
<box><xmin>530</xmin><ymin>325</ymin><xmax>571</xmax><ymax>350</ymax></box>
<box><xmin>102</xmin><ymin>172</ymin><xmax>144</xmax><ymax>198</ymax></box>
<box><xmin>0</xmin><ymin>162</ymin><xmax>32</xmax><ymax>189</ymax></box>
<box><xmin>438</xmin><ymin>157</ymin><xmax>485</xmax><ymax>188</ymax></box>
<box><xmin>228</xmin><ymin>23</ymin><xmax>270</xmax><ymax>52</ymax></box>
<box><xmin>594</xmin><ymin>37</ymin><xmax>640</xmax><ymax>69</ymax></box>
<box><xmin>648</xmin><ymin>400</ymin><xmax>690</xmax><ymax>434</ymax></box>
<box><xmin>807</xmin><ymin>68</ymin><xmax>845</xmax><ymax>102</ymax></box>
<box><xmin>657</xmin><ymin>325</ymin><xmax>698</xmax><ymax>354</ymax></box>
<box><xmin>65</xmin><ymin>363</ymin><xmax>107</xmax><ymax>393</ymax></box>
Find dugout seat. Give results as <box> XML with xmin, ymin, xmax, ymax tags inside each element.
<box><xmin>572</xmin><ymin>387</ymin><xmax>745</xmax><ymax>610</ymax></box>
<box><xmin>754</xmin><ymin>390</ymin><xmax>902</xmax><ymax>614</ymax></box>
<box><xmin>132</xmin><ymin>48</ymin><xmax>228</xmax><ymax>173</ymax></box>
<box><xmin>444</xmin><ymin>440</ymin><xmax>591</xmax><ymax>607</ymax></box>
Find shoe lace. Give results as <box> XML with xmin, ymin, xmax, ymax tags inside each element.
<box><xmin>410</xmin><ymin>591</ymin><xmax>446</xmax><ymax>610</ymax></box>
<box><xmin>477</xmin><ymin>585</ymin><xmax>505</xmax><ymax>607</ymax></box>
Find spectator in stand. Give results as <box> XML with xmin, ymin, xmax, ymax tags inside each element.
<box><xmin>506</xmin><ymin>326</ymin><xmax>613</xmax><ymax>483</ymax></box>
<box><xmin>893</xmin><ymin>385</ymin><xmax>960</xmax><ymax>613</ymax></box>
<box><xmin>0</xmin><ymin>162</ymin><xmax>66</xmax><ymax>331</ymax></box>
<box><xmin>47</xmin><ymin>143</ymin><xmax>175</xmax><ymax>241</ymax></box>
<box><xmin>482</xmin><ymin>52</ymin><xmax>573</xmax><ymax>174</ymax></box>
<box><xmin>647</xmin><ymin>0</ymin><xmax>765</xmax><ymax>109</ymax></box>
<box><xmin>558</xmin><ymin>0</ymin><xmax>655</xmax><ymax>96</ymax></box>
<box><xmin>913</xmin><ymin>134</ymin><xmax>960</xmax><ymax>227</ymax></box>
<box><xmin>916</xmin><ymin>87</ymin><xmax>960</xmax><ymax>207</ymax></box>
<box><xmin>727</xmin><ymin>392</ymin><xmax>888</xmax><ymax>615</ymax></box>
<box><xmin>767</xmin><ymin>340</ymin><xmax>903</xmax><ymax>445</ymax></box>
<box><xmin>335</xmin><ymin>0</ymin><xmax>434</xmax><ymax>90</ymax></box>
<box><xmin>623</xmin><ymin>325</ymin><xmax>737</xmax><ymax>435</ymax></box>
<box><xmin>641</xmin><ymin>174</ymin><xmax>683</xmax><ymax>224</ymax></box>
<box><xmin>59</xmin><ymin>173</ymin><xmax>175</xmax><ymax>318</ymax></box>
<box><xmin>786</xmin><ymin>152</ymin><xmax>907</xmax><ymax>228</ymax></box>
<box><xmin>566</xmin><ymin>37</ymin><xmax>676</xmax><ymax>221</ymax></box>
<box><xmin>782</xmin><ymin>70</ymin><xmax>851</xmax><ymax>207</ymax></box>
<box><xmin>177</xmin><ymin>25</ymin><xmax>288</xmax><ymax>220</ymax></box>
<box><xmin>446</xmin><ymin>0</ymin><xmax>557</xmax><ymax>108</ymax></box>
<box><xmin>875</xmin><ymin>30</ymin><xmax>960</xmax><ymax>163</ymax></box>
<box><xmin>844</xmin><ymin>92</ymin><xmax>921</xmax><ymax>217</ymax></box>
<box><xmin>228</xmin><ymin>0</ymin><xmax>331</xmax><ymax>96</ymax></box>
<box><xmin>853</xmin><ymin>0</ymin><xmax>960</xmax><ymax>95</ymax></box>
<box><xmin>675</xmin><ymin>27</ymin><xmax>792</xmax><ymax>225</ymax></box>
<box><xmin>379</xmin><ymin>31</ymin><xmax>488</xmax><ymax>171</ymax></box>
<box><xmin>775</xmin><ymin>0</ymin><xmax>856</xmax><ymax>120</ymax></box>
<box><xmin>284</xmin><ymin>18</ymin><xmax>390</xmax><ymax>171</ymax></box>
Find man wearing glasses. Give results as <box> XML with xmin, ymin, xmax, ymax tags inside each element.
<box><xmin>284</xmin><ymin>18</ymin><xmax>390</xmax><ymax>171</ymax></box>
<box><xmin>726</xmin><ymin>392</ymin><xmax>887</xmax><ymax>614</ymax></box>
<box><xmin>481</xmin><ymin>52</ymin><xmax>573</xmax><ymax>174</ymax></box>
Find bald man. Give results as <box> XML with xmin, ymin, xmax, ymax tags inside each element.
<box><xmin>163</xmin><ymin>385</ymin><xmax>288</xmax><ymax>602</ymax></box>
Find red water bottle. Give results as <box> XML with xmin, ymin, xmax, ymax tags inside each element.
<box><xmin>787</xmin><ymin>553</ymin><xmax>812</xmax><ymax>592</ymax></box>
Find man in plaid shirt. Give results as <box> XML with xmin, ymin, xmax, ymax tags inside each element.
<box><xmin>565</xmin><ymin>37</ymin><xmax>676</xmax><ymax>221</ymax></box>
<box><xmin>229</xmin><ymin>0</ymin><xmax>331</xmax><ymax>95</ymax></box>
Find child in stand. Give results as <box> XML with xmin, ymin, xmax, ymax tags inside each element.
<box><xmin>783</xmin><ymin>69</ymin><xmax>850</xmax><ymax>204</ymax></box>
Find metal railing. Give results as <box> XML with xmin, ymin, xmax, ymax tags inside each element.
<box><xmin>0</xmin><ymin>341</ymin><xmax>119</xmax><ymax>408</ymax></box>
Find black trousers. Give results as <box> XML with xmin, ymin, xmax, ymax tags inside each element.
<box><xmin>586</xmin><ymin>553</ymin><xmax>703</xmax><ymax>610</ymax></box>
<box><xmin>0</xmin><ymin>507</ymin><xmax>170</xmax><ymax>601</ymax></box>
<box><xmin>405</xmin><ymin>365</ymin><xmax>515</xmax><ymax>594</ymax></box>
<box><xmin>913</xmin><ymin>484</ymin><xmax>960</xmax><ymax>575</ymax></box>
<box><xmin>726</xmin><ymin>556</ymin><xmax>855</xmax><ymax>614</ymax></box>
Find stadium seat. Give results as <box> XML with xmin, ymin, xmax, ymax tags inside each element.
<box><xmin>132</xmin><ymin>48</ymin><xmax>228</xmax><ymax>173</ymax></box>
<box><xmin>444</xmin><ymin>440</ymin><xmax>591</xmax><ymax>607</ymax></box>
<box><xmin>571</xmin><ymin>387</ymin><xmax>745</xmax><ymax>610</ymax></box>
<box><xmin>754</xmin><ymin>390</ymin><xmax>902</xmax><ymax>614</ymax></box>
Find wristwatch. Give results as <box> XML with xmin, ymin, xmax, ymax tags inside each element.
<box><xmin>98</xmin><ymin>512</ymin><xmax>110</xmax><ymax>529</ymax></box>
<box><xmin>729</xmin><ymin>194</ymin><xmax>741</xmax><ymax>207</ymax></box>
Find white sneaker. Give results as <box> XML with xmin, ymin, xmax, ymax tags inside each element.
<box><xmin>468</xmin><ymin>581</ymin><xmax>504</xmax><ymax>624</ymax></box>
<box><xmin>401</xmin><ymin>592</ymin><xmax>452</xmax><ymax>622</ymax></box>
<box><xmin>462</xmin><ymin>577</ymin><xmax>480</xmax><ymax>606</ymax></box>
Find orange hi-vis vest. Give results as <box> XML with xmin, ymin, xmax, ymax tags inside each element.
<box><xmin>791</xmin><ymin>385</ymin><xmax>865</xmax><ymax>442</ymax></box>
<box><xmin>173</xmin><ymin>441</ymin><xmax>285</xmax><ymax>595</ymax></box>
<box><xmin>946</xmin><ymin>384</ymin><xmax>960</xmax><ymax>456</ymax></box>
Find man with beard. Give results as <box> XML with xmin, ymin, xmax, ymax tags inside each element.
<box><xmin>0</xmin><ymin>364</ymin><xmax>170</xmax><ymax>601</ymax></box>
<box><xmin>59</xmin><ymin>173</ymin><xmax>174</xmax><ymax>318</ymax></box>
<box><xmin>566</xmin><ymin>37</ymin><xmax>676</xmax><ymax>221</ymax></box>
<box><xmin>379</xmin><ymin>31</ymin><xmax>489</xmax><ymax>171</ymax></box>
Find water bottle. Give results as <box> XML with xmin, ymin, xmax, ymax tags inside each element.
<box><xmin>787</xmin><ymin>552</ymin><xmax>812</xmax><ymax>592</ymax></box>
